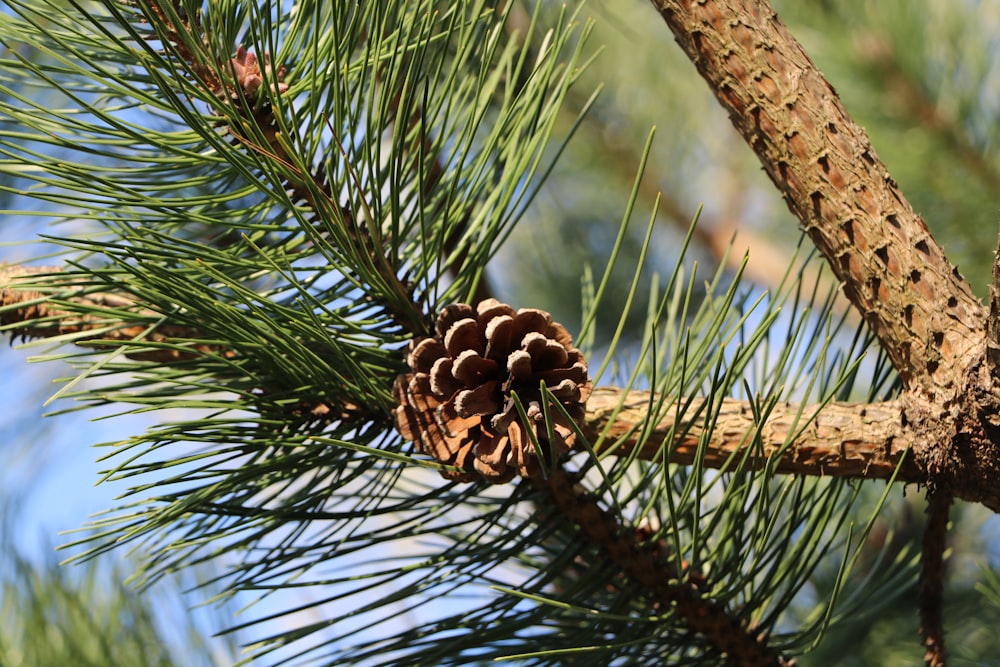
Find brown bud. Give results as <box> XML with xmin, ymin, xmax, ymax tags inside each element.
<box><xmin>229</xmin><ymin>46</ymin><xmax>288</xmax><ymax>101</ymax></box>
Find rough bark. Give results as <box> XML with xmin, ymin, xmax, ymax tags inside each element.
<box><xmin>647</xmin><ymin>0</ymin><xmax>1000</xmax><ymax>512</ymax></box>
<box><xmin>647</xmin><ymin>0</ymin><xmax>983</xmax><ymax>397</ymax></box>
<box><xmin>585</xmin><ymin>387</ymin><xmax>918</xmax><ymax>482</ymax></box>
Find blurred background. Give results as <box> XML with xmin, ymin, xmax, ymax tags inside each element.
<box><xmin>5</xmin><ymin>1</ymin><xmax>1000</xmax><ymax>664</ymax></box>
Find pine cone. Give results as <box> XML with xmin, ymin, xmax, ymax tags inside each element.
<box><xmin>393</xmin><ymin>299</ymin><xmax>592</xmax><ymax>483</ymax></box>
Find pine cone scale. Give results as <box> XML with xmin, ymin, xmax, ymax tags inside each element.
<box><xmin>454</xmin><ymin>381</ymin><xmax>502</xmax><ymax>417</ymax></box>
<box><xmin>444</xmin><ymin>318</ymin><xmax>483</xmax><ymax>357</ymax></box>
<box><xmin>451</xmin><ymin>349</ymin><xmax>497</xmax><ymax>386</ymax></box>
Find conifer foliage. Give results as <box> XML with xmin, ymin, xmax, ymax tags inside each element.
<box><xmin>3</xmin><ymin>1</ymin><xmax>1000</xmax><ymax>665</ymax></box>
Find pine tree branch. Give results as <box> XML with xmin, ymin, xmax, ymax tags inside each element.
<box><xmin>646</xmin><ymin>0</ymin><xmax>984</xmax><ymax>401</ymax></box>
<box><xmin>137</xmin><ymin>0</ymin><xmax>431</xmax><ymax>337</ymax></box>
<box><xmin>538</xmin><ymin>467</ymin><xmax>794</xmax><ymax>666</ymax></box>
<box><xmin>585</xmin><ymin>387</ymin><xmax>919</xmax><ymax>482</ymax></box>
<box><xmin>5</xmin><ymin>3</ymin><xmax>896</xmax><ymax>663</ymax></box>
<box><xmin>1</xmin><ymin>268</ymin><xmax>919</xmax><ymax>484</ymax></box>
<box><xmin>642</xmin><ymin>4</ymin><xmax>1000</xmax><ymax>661</ymax></box>
<box><xmin>647</xmin><ymin>0</ymin><xmax>1000</xmax><ymax>515</ymax></box>
<box><xmin>0</xmin><ymin>264</ymin><xmax>366</xmax><ymax>419</ymax></box>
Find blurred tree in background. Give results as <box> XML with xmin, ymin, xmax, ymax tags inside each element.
<box><xmin>2</xmin><ymin>1</ymin><xmax>1000</xmax><ymax>665</ymax></box>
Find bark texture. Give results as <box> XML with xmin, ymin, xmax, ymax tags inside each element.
<box><xmin>585</xmin><ymin>387</ymin><xmax>918</xmax><ymax>481</ymax></box>
<box><xmin>648</xmin><ymin>0</ymin><xmax>983</xmax><ymax>398</ymax></box>
<box><xmin>648</xmin><ymin>0</ymin><xmax>1000</xmax><ymax>512</ymax></box>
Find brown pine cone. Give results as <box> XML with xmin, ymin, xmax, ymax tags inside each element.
<box><xmin>393</xmin><ymin>299</ymin><xmax>592</xmax><ymax>483</ymax></box>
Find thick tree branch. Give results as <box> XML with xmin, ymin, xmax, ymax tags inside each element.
<box><xmin>585</xmin><ymin>387</ymin><xmax>919</xmax><ymax>482</ymax></box>
<box><xmin>647</xmin><ymin>0</ymin><xmax>984</xmax><ymax>401</ymax></box>
<box><xmin>641</xmin><ymin>4</ymin><xmax>1000</xmax><ymax>661</ymax></box>
<box><xmin>2</xmin><ymin>267</ymin><xmax>920</xmax><ymax>484</ymax></box>
<box><xmin>647</xmin><ymin>0</ymin><xmax>1000</xmax><ymax>514</ymax></box>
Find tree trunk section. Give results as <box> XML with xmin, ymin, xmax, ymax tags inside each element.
<box><xmin>647</xmin><ymin>0</ymin><xmax>1000</xmax><ymax>511</ymax></box>
<box><xmin>647</xmin><ymin>0</ymin><xmax>983</xmax><ymax>401</ymax></box>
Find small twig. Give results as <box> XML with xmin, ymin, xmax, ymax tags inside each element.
<box><xmin>919</xmin><ymin>489</ymin><xmax>951</xmax><ymax>667</ymax></box>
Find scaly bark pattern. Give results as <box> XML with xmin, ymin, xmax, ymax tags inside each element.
<box><xmin>648</xmin><ymin>0</ymin><xmax>983</xmax><ymax>400</ymax></box>
<box><xmin>649</xmin><ymin>0</ymin><xmax>1000</xmax><ymax>513</ymax></box>
<box><xmin>585</xmin><ymin>388</ymin><xmax>918</xmax><ymax>481</ymax></box>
